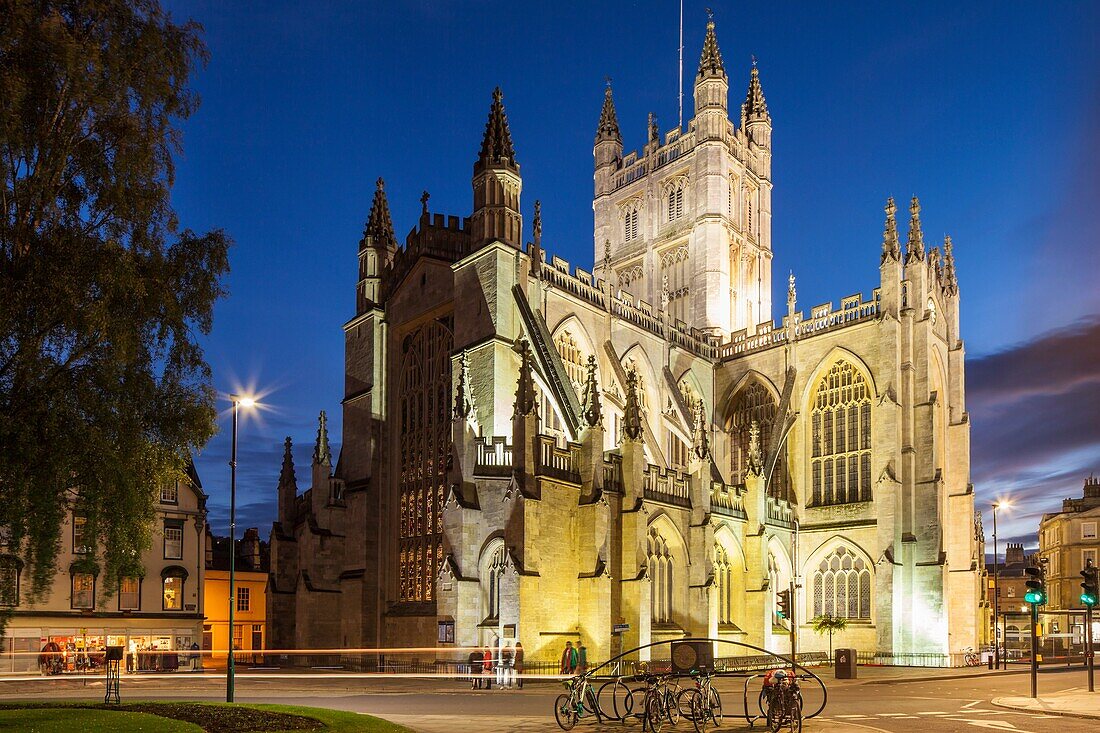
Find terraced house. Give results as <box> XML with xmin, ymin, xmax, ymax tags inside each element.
<box><xmin>267</xmin><ymin>18</ymin><xmax>983</xmax><ymax>665</ymax></box>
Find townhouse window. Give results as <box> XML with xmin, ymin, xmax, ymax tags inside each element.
<box><xmin>162</xmin><ymin>568</ymin><xmax>186</xmax><ymax>610</ymax></box>
<box><xmin>160</xmin><ymin>481</ymin><xmax>179</xmax><ymax>504</ymax></box>
<box><xmin>119</xmin><ymin>576</ymin><xmax>141</xmax><ymax>611</ymax></box>
<box><xmin>163</xmin><ymin>520</ymin><xmax>183</xmax><ymax>560</ymax></box>
<box><xmin>1083</xmin><ymin>522</ymin><xmax>1097</xmax><ymax>540</ymax></box>
<box><xmin>232</xmin><ymin>624</ymin><xmax>243</xmax><ymax>650</ymax></box>
<box><xmin>73</xmin><ymin>514</ymin><xmax>89</xmax><ymax>554</ymax></box>
<box><xmin>71</xmin><ymin>572</ymin><xmax>95</xmax><ymax>609</ymax></box>
<box><xmin>237</xmin><ymin>585</ymin><xmax>250</xmax><ymax>612</ymax></box>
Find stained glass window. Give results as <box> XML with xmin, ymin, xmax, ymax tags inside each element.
<box><xmin>809</xmin><ymin>361</ymin><xmax>872</xmax><ymax>506</ymax></box>
<box><xmin>811</xmin><ymin>546</ymin><xmax>872</xmax><ymax>620</ymax></box>
<box><xmin>714</xmin><ymin>544</ymin><xmax>733</xmax><ymax>625</ymax></box>
<box><xmin>648</xmin><ymin>528</ymin><xmax>673</xmax><ymax>624</ymax></box>
<box><xmin>726</xmin><ymin>381</ymin><xmax>790</xmax><ymax>501</ymax></box>
<box><xmin>398</xmin><ymin>318</ymin><xmax>452</xmax><ymax>603</ymax></box>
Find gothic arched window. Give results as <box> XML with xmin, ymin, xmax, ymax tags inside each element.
<box><xmin>648</xmin><ymin>528</ymin><xmax>674</xmax><ymax>624</ymax></box>
<box><xmin>726</xmin><ymin>381</ymin><xmax>790</xmax><ymax>501</ymax></box>
<box><xmin>554</xmin><ymin>330</ymin><xmax>586</xmax><ymax>392</ymax></box>
<box><xmin>660</xmin><ymin>246</ymin><xmax>690</xmax><ymax>324</ymax></box>
<box><xmin>482</xmin><ymin>542</ymin><xmax>506</xmax><ymax>621</ymax></box>
<box><xmin>714</xmin><ymin>544</ymin><xmax>733</xmax><ymax>625</ymax></box>
<box><xmin>667</xmin><ymin>181</ymin><xmax>685</xmax><ymax>222</ymax></box>
<box><xmin>398</xmin><ymin>318</ymin><xmax>453</xmax><ymax>603</ymax></box>
<box><xmin>811</xmin><ymin>545</ymin><xmax>872</xmax><ymax>620</ymax></box>
<box><xmin>623</xmin><ymin>201</ymin><xmax>640</xmax><ymax>242</ymax></box>
<box><xmin>810</xmin><ymin>361</ymin><xmax>872</xmax><ymax>507</ymax></box>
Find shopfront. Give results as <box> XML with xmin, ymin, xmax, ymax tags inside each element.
<box><xmin>2</xmin><ymin>625</ymin><xmax>201</xmax><ymax>674</ymax></box>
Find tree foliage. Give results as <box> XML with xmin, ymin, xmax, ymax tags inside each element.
<box><xmin>0</xmin><ymin>0</ymin><xmax>229</xmax><ymax>625</ymax></box>
<box><xmin>811</xmin><ymin>614</ymin><xmax>848</xmax><ymax>658</ymax></box>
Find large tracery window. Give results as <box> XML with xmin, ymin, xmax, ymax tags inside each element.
<box><xmin>726</xmin><ymin>381</ymin><xmax>790</xmax><ymax>501</ymax></box>
<box><xmin>648</xmin><ymin>528</ymin><xmax>674</xmax><ymax>624</ymax></box>
<box><xmin>714</xmin><ymin>543</ymin><xmax>733</xmax><ymax>626</ymax></box>
<box><xmin>661</xmin><ymin>246</ymin><xmax>690</xmax><ymax>324</ymax></box>
<box><xmin>398</xmin><ymin>317</ymin><xmax>452</xmax><ymax>604</ymax></box>
<box><xmin>812</xmin><ymin>546</ymin><xmax>872</xmax><ymax>620</ymax></box>
<box><xmin>810</xmin><ymin>361</ymin><xmax>872</xmax><ymax>506</ymax></box>
<box><xmin>482</xmin><ymin>542</ymin><xmax>506</xmax><ymax>622</ymax></box>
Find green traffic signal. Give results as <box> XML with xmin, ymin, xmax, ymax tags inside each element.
<box><xmin>776</xmin><ymin>588</ymin><xmax>791</xmax><ymax>619</ymax></box>
<box><xmin>1083</xmin><ymin>592</ymin><xmax>1098</xmax><ymax>607</ymax></box>
<box><xmin>1081</xmin><ymin>563</ymin><xmax>1098</xmax><ymax>608</ymax></box>
<box><xmin>1024</xmin><ymin>589</ymin><xmax>1046</xmax><ymax>604</ymax></box>
<box><xmin>1024</xmin><ymin>565</ymin><xmax>1046</xmax><ymax>605</ymax></box>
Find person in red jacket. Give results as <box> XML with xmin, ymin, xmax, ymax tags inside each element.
<box><xmin>482</xmin><ymin>646</ymin><xmax>493</xmax><ymax>689</ymax></box>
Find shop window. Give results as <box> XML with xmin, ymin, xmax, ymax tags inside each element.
<box><xmin>163</xmin><ymin>574</ymin><xmax>184</xmax><ymax>610</ymax></box>
<box><xmin>71</xmin><ymin>572</ymin><xmax>95</xmax><ymax>609</ymax></box>
<box><xmin>0</xmin><ymin>557</ymin><xmax>19</xmax><ymax>606</ymax></box>
<box><xmin>119</xmin><ymin>576</ymin><xmax>140</xmax><ymax>611</ymax></box>
<box><xmin>237</xmin><ymin>586</ymin><xmax>250</xmax><ymax>612</ymax></box>
<box><xmin>163</xmin><ymin>520</ymin><xmax>183</xmax><ymax>560</ymax></box>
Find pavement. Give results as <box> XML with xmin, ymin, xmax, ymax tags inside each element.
<box><xmin>993</xmin><ymin>688</ymin><xmax>1100</xmax><ymax>719</ymax></box>
<box><xmin>0</xmin><ymin>664</ymin><xmax>1097</xmax><ymax>732</ymax></box>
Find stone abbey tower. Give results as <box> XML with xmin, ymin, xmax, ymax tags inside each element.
<box><xmin>268</xmin><ymin>18</ymin><xmax>983</xmax><ymax>664</ymax></box>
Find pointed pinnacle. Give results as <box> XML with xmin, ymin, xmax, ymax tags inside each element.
<box><xmin>697</xmin><ymin>15</ymin><xmax>725</xmax><ymax>79</ymax></box>
<box><xmin>476</xmin><ymin>86</ymin><xmax>518</xmax><ymax>174</ymax></box>
<box><xmin>596</xmin><ymin>82</ymin><xmax>621</xmax><ymax>143</ymax></box>
<box><xmin>622</xmin><ymin>369</ymin><xmax>643</xmax><ymax>442</ymax></box>
<box><xmin>361</xmin><ymin>177</ymin><xmax>396</xmax><ymax>251</ymax></box>
<box><xmin>533</xmin><ymin>200</ymin><xmax>542</xmax><ymax>247</ymax></box>
<box><xmin>882</xmin><ymin>196</ymin><xmax>900</xmax><ymax>263</ymax></box>
<box><xmin>905</xmin><ymin>195</ymin><xmax>925</xmax><ymax>263</ymax></box>
<box><xmin>313</xmin><ymin>410</ymin><xmax>332</xmax><ymax>466</ymax></box>
<box><xmin>581</xmin><ymin>354</ymin><xmax>602</xmax><ymax>428</ymax></box>
<box><xmin>742</xmin><ymin>63</ymin><xmax>769</xmax><ymax>124</ymax></box>
<box><xmin>279</xmin><ymin>437</ymin><xmax>296</xmax><ymax>487</ymax></box>
<box><xmin>943</xmin><ymin>234</ymin><xmax>959</xmax><ymax>295</ymax></box>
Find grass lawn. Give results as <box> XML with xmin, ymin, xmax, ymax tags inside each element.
<box><xmin>0</xmin><ymin>702</ymin><xmax>413</xmax><ymax>733</ymax></box>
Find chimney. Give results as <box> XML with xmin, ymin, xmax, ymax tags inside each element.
<box><xmin>1004</xmin><ymin>543</ymin><xmax>1024</xmax><ymax>566</ymax></box>
<box><xmin>241</xmin><ymin>527</ymin><xmax>261</xmax><ymax>570</ymax></box>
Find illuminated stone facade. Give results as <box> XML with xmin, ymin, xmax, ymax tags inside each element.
<box><xmin>267</xmin><ymin>19</ymin><xmax>983</xmax><ymax>663</ymax></box>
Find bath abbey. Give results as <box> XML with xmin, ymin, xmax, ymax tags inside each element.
<box><xmin>267</xmin><ymin>19</ymin><xmax>983</xmax><ymax>663</ymax></box>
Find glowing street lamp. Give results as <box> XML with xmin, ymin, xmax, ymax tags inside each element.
<box><xmin>227</xmin><ymin>393</ymin><xmax>258</xmax><ymax>703</ymax></box>
<box><xmin>991</xmin><ymin>499</ymin><xmax>1012</xmax><ymax>670</ymax></box>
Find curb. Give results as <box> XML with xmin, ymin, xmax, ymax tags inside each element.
<box><xmin>857</xmin><ymin>665</ymin><xmax>1083</xmax><ymax>686</ymax></box>
<box><xmin>991</xmin><ymin>697</ymin><xmax>1100</xmax><ymax>720</ymax></box>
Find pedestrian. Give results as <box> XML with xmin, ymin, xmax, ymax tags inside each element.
<box><xmin>560</xmin><ymin>640</ymin><xmax>578</xmax><ymax>675</ymax></box>
<box><xmin>468</xmin><ymin>647</ymin><xmax>483</xmax><ymax>689</ymax></box>
<box><xmin>514</xmin><ymin>641</ymin><xmax>524</xmax><ymax>689</ymax></box>
<box><xmin>482</xmin><ymin>646</ymin><xmax>493</xmax><ymax>689</ymax></box>
<box><xmin>500</xmin><ymin>644</ymin><xmax>514</xmax><ymax>688</ymax></box>
<box><xmin>577</xmin><ymin>641</ymin><xmax>588</xmax><ymax>675</ymax></box>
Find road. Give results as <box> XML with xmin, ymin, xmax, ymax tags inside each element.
<box><xmin>1</xmin><ymin>666</ymin><xmax>1094</xmax><ymax>732</ymax></box>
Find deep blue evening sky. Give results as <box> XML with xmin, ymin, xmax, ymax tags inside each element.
<box><xmin>166</xmin><ymin>1</ymin><xmax>1100</xmax><ymax>544</ymax></box>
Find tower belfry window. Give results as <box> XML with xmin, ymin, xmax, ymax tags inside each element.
<box><xmin>667</xmin><ymin>182</ymin><xmax>685</xmax><ymax>222</ymax></box>
<box><xmin>622</xmin><ymin>201</ymin><xmax>640</xmax><ymax>242</ymax></box>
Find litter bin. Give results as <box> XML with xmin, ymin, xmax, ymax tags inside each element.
<box><xmin>834</xmin><ymin>648</ymin><xmax>857</xmax><ymax>679</ymax></box>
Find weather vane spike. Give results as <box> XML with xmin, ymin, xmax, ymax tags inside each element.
<box><xmin>706</xmin><ymin>7</ymin><xmax>713</xmax><ymax>20</ymax></box>
<box><xmin>752</xmin><ymin>54</ymin><xmax>758</xmax><ymax>68</ymax></box>
<box><xmin>604</xmin><ymin>75</ymin><xmax>612</xmax><ymax>88</ymax></box>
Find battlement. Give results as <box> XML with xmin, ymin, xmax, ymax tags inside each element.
<box><xmin>379</xmin><ymin>210</ymin><xmax>472</xmax><ymax>300</ymax></box>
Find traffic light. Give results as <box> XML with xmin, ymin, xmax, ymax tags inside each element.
<box><xmin>776</xmin><ymin>588</ymin><xmax>791</xmax><ymax>619</ymax></box>
<box><xmin>1081</xmin><ymin>561</ymin><xmax>1098</xmax><ymax>608</ymax></box>
<box><xmin>1024</xmin><ymin>565</ymin><xmax>1047</xmax><ymax>605</ymax></box>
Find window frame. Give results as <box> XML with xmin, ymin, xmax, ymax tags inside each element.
<box><xmin>72</xmin><ymin>514</ymin><xmax>89</xmax><ymax>555</ymax></box>
<box><xmin>118</xmin><ymin>576</ymin><xmax>141</xmax><ymax>611</ymax></box>
<box><xmin>71</xmin><ymin>572</ymin><xmax>95</xmax><ymax>610</ymax></box>
<box><xmin>163</xmin><ymin>519</ymin><xmax>184</xmax><ymax>560</ymax></box>
<box><xmin>160</xmin><ymin>480</ymin><xmax>179</xmax><ymax>505</ymax></box>
<box><xmin>236</xmin><ymin>585</ymin><xmax>250</xmax><ymax>612</ymax></box>
<box><xmin>162</xmin><ymin>573</ymin><xmax>184</xmax><ymax>611</ymax></box>
<box><xmin>1082</xmin><ymin>522</ymin><xmax>1097</xmax><ymax>540</ymax></box>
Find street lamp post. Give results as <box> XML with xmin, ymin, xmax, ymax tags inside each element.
<box><xmin>991</xmin><ymin>500</ymin><xmax>1011</xmax><ymax>670</ymax></box>
<box><xmin>227</xmin><ymin>394</ymin><xmax>255</xmax><ymax>703</ymax></box>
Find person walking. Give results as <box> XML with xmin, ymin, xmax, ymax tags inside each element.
<box><xmin>482</xmin><ymin>646</ymin><xmax>493</xmax><ymax>689</ymax></box>
<box><xmin>559</xmin><ymin>641</ymin><xmax>577</xmax><ymax>675</ymax></box>
<box><xmin>577</xmin><ymin>641</ymin><xmax>588</xmax><ymax>675</ymax></box>
<box><xmin>469</xmin><ymin>647</ymin><xmax>483</xmax><ymax>689</ymax></box>
<box><xmin>500</xmin><ymin>644</ymin><xmax>514</xmax><ymax>688</ymax></box>
<box><xmin>514</xmin><ymin>641</ymin><xmax>524</xmax><ymax>689</ymax></box>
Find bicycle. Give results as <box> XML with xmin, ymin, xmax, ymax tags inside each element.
<box><xmin>763</xmin><ymin>671</ymin><xmax>802</xmax><ymax>733</ymax></box>
<box><xmin>596</xmin><ymin>675</ymin><xmax>634</xmax><ymax>721</ymax></box>
<box><xmin>554</xmin><ymin>674</ymin><xmax>600</xmax><ymax>731</ymax></box>
<box><xmin>962</xmin><ymin>647</ymin><xmax>981</xmax><ymax>667</ymax></box>
<box><xmin>679</xmin><ymin>669</ymin><xmax>723</xmax><ymax>732</ymax></box>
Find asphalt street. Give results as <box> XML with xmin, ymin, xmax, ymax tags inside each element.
<box><xmin>0</xmin><ymin>666</ymin><xmax>1094</xmax><ymax>732</ymax></box>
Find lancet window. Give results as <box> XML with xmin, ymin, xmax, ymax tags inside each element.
<box><xmin>714</xmin><ymin>544</ymin><xmax>733</xmax><ymax>626</ymax></box>
<box><xmin>555</xmin><ymin>330</ymin><xmax>586</xmax><ymax>392</ymax></box>
<box><xmin>812</xmin><ymin>545</ymin><xmax>872</xmax><ymax>620</ymax></box>
<box><xmin>666</xmin><ymin>181</ymin><xmax>685</xmax><ymax>222</ymax></box>
<box><xmin>398</xmin><ymin>317</ymin><xmax>452</xmax><ymax>603</ymax></box>
<box><xmin>483</xmin><ymin>542</ymin><xmax>506</xmax><ymax>622</ymax></box>
<box><xmin>622</xmin><ymin>200</ymin><xmax>641</xmax><ymax>242</ymax></box>
<box><xmin>648</xmin><ymin>528</ymin><xmax>674</xmax><ymax>624</ymax></box>
<box><xmin>810</xmin><ymin>361</ymin><xmax>872</xmax><ymax>506</ymax></box>
<box><xmin>726</xmin><ymin>381</ymin><xmax>790</xmax><ymax>501</ymax></box>
<box><xmin>661</xmin><ymin>246</ymin><xmax>690</xmax><ymax>324</ymax></box>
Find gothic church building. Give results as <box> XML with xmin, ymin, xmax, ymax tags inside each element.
<box><xmin>268</xmin><ymin>19</ymin><xmax>983</xmax><ymax>663</ymax></box>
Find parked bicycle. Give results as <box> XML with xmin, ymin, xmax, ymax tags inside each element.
<box><xmin>762</xmin><ymin>670</ymin><xmax>802</xmax><ymax>733</ymax></box>
<box><xmin>679</xmin><ymin>669</ymin><xmax>723</xmax><ymax>732</ymax></box>
<box><xmin>554</xmin><ymin>674</ymin><xmax>601</xmax><ymax>730</ymax></box>
<box><xmin>962</xmin><ymin>647</ymin><xmax>981</xmax><ymax>667</ymax></box>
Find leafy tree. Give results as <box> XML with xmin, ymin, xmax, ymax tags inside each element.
<box><xmin>0</xmin><ymin>0</ymin><xmax>229</xmax><ymax>630</ymax></box>
<box><xmin>811</xmin><ymin>614</ymin><xmax>848</xmax><ymax>661</ymax></box>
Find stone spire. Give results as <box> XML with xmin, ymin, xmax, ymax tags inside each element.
<box><xmin>360</xmin><ymin>177</ymin><xmax>396</xmax><ymax>252</ymax></box>
<box><xmin>475</xmin><ymin>87</ymin><xmax>518</xmax><ymax>175</ymax></box>
<box><xmin>277</xmin><ymin>436</ymin><xmax>298</xmax><ymax>527</ymax></box>
<box><xmin>929</xmin><ymin>245</ymin><xmax>943</xmax><ymax>282</ymax></box>
<box><xmin>881</xmin><ymin>196</ymin><xmax>901</xmax><ymax>263</ymax></box>
<box><xmin>905</xmin><ymin>195</ymin><xmax>925</xmax><ymax>263</ymax></box>
<box><xmin>697</xmin><ymin>14</ymin><xmax>725</xmax><ymax>79</ymax></box>
<box><xmin>746</xmin><ymin>420</ymin><xmax>763</xmax><ymax>476</ymax></box>
<box><xmin>453</xmin><ymin>351</ymin><xmax>472</xmax><ymax>420</ymax></box>
<box><xmin>280</xmin><ymin>437</ymin><xmax>296</xmax><ymax>487</ymax></box>
<box><xmin>691</xmin><ymin>398</ymin><xmax>710</xmax><ymax>460</ymax></box>
<box><xmin>513</xmin><ymin>337</ymin><xmax>537</xmax><ymax>417</ymax></box>
<box><xmin>595</xmin><ymin>80</ymin><xmax>621</xmax><ymax>143</ymax></box>
<box><xmin>943</xmin><ymin>235</ymin><xmax>959</xmax><ymax>295</ymax></box>
<box><xmin>621</xmin><ymin>369</ymin><xmax>643</xmax><ymax>442</ymax></box>
<box><xmin>648</xmin><ymin>112</ymin><xmax>659</xmax><ymax>144</ymax></box>
<box><xmin>532</xmin><ymin>200</ymin><xmax>542</xmax><ymax>248</ymax></box>
<box><xmin>787</xmin><ymin>271</ymin><xmax>797</xmax><ymax>312</ymax></box>
<box><xmin>741</xmin><ymin>61</ymin><xmax>770</xmax><ymax>126</ymax></box>
<box><xmin>313</xmin><ymin>411</ymin><xmax>332</xmax><ymax>466</ymax></box>
<box><xmin>580</xmin><ymin>355</ymin><xmax>602</xmax><ymax>428</ymax></box>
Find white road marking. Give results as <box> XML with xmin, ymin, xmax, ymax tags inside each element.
<box><xmin>836</xmin><ymin>714</ymin><xmax>874</xmax><ymax>718</ymax></box>
<box><xmin>949</xmin><ymin>720</ymin><xmax>1029</xmax><ymax>732</ymax></box>
<box><xmin>918</xmin><ymin>711</ymin><xmax>951</xmax><ymax>714</ymax></box>
<box><xmin>962</xmin><ymin>699</ymin><xmax>984</xmax><ymax>708</ymax></box>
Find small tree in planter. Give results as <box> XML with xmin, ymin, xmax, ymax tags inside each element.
<box><xmin>811</xmin><ymin>614</ymin><xmax>848</xmax><ymax>662</ymax></box>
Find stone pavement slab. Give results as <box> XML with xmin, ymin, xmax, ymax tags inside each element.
<box><xmin>992</xmin><ymin>688</ymin><xmax>1100</xmax><ymax>719</ymax></box>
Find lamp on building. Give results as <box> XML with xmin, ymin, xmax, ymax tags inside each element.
<box><xmin>991</xmin><ymin>499</ymin><xmax>1012</xmax><ymax>670</ymax></box>
<box><xmin>227</xmin><ymin>393</ymin><xmax>257</xmax><ymax>703</ymax></box>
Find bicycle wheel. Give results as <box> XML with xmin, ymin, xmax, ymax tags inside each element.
<box><xmin>766</xmin><ymin>697</ymin><xmax>781</xmax><ymax>733</ymax></box>
<box><xmin>709</xmin><ymin>687</ymin><xmax>723</xmax><ymax>725</ymax></box>
<box><xmin>677</xmin><ymin>688</ymin><xmax>697</xmax><ymax>721</ymax></box>
<box><xmin>585</xmin><ymin>685</ymin><xmax>601</xmax><ymax>722</ymax></box>
<box><xmin>688</xmin><ymin>691</ymin><xmax>708</xmax><ymax>733</ymax></box>
<box><xmin>645</xmin><ymin>693</ymin><xmax>665</xmax><ymax>733</ymax></box>
<box><xmin>789</xmin><ymin>697</ymin><xmax>802</xmax><ymax>733</ymax></box>
<box><xmin>554</xmin><ymin>694</ymin><xmax>578</xmax><ymax>731</ymax></box>
<box><xmin>663</xmin><ymin>689</ymin><xmax>680</xmax><ymax>725</ymax></box>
